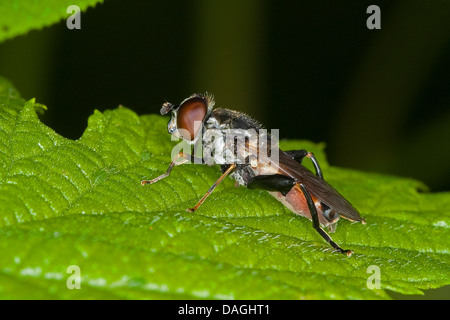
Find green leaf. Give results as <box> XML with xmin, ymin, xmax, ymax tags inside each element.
<box><xmin>0</xmin><ymin>76</ymin><xmax>449</xmax><ymax>299</ymax></box>
<box><xmin>0</xmin><ymin>0</ymin><xmax>103</xmax><ymax>43</ymax></box>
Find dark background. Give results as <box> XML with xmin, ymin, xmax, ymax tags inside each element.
<box><xmin>0</xmin><ymin>0</ymin><xmax>449</xmax><ymax>193</ymax></box>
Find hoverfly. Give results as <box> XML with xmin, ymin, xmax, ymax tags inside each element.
<box><xmin>141</xmin><ymin>93</ymin><xmax>365</xmax><ymax>256</ymax></box>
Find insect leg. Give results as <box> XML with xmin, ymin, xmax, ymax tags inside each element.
<box><xmin>284</xmin><ymin>149</ymin><xmax>308</xmax><ymax>162</ymax></box>
<box><xmin>285</xmin><ymin>150</ymin><xmax>323</xmax><ymax>180</ymax></box>
<box><xmin>247</xmin><ymin>174</ymin><xmax>296</xmax><ymax>196</ymax></box>
<box><xmin>187</xmin><ymin>164</ymin><xmax>236</xmax><ymax>212</ymax></box>
<box><xmin>298</xmin><ymin>183</ymin><xmax>353</xmax><ymax>256</ymax></box>
<box><xmin>141</xmin><ymin>152</ymin><xmax>203</xmax><ymax>185</ymax></box>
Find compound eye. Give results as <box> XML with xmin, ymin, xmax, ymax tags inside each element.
<box><xmin>177</xmin><ymin>97</ymin><xmax>207</xmax><ymax>141</ymax></box>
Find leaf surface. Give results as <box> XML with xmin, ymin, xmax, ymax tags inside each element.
<box><xmin>0</xmin><ymin>77</ymin><xmax>449</xmax><ymax>299</ymax></box>
<box><xmin>0</xmin><ymin>0</ymin><xmax>103</xmax><ymax>43</ymax></box>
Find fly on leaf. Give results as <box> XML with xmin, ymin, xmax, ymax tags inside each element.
<box><xmin>142</xmin><ymin>93</ymin><xmax>365</xmax><ymax>256</ymax></box>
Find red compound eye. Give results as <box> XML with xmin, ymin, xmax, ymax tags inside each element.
<box><xmin>177</xmin><ymin>97</ymin><xmax>207</xmax><ymax>140</ymax></box>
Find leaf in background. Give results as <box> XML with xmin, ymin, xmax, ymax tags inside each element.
<box><xmin>0</xmin><ymin>0</ymin><xmax>103</xmax><ymax>43</ymax></box>
<box><xmin>0</xmin><ymin>76</ymin><xmax>449</xmax><ymax>299</ymax></box>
